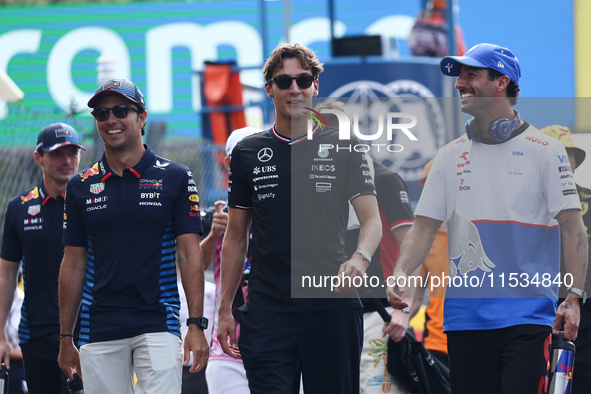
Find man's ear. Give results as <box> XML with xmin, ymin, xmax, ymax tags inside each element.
<box><xmin>496</xmin><ymin>75</ymin><xmax>510</xmax><ymax>93</ymax></box>
<box><xmin>139</xmin><ymin>109</ymin><xmax>148</xmax><ymax>128</ymax></box>
<box><xmin>34</xmin><ymin>150</ymin><xmax>42</xmax><ymax>165</ymax></box>
<box><xmin>265</xmin><ymin>81</ymin><xmax>273</xmax><ymax>99</ymax></box>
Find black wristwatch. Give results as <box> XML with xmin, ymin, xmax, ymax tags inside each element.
<box><xmin>187</xmin><ymin>317</ymin><xmax>209</xmax><ymax>329</ymax></box>
<box><xmin>566</xmin><ymin>286</ymin><xmax>587</xmax><ymax>305</ymax></box>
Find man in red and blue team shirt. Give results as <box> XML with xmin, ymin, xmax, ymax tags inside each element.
<box><xmin>57</xmin><ymin>78</ymin><xmax>209</xmax><ymax>394</ymax></box>
<box><xmin>0</xmin><ymin>123</ymin><xmax>85</xmax><ymax>394</ymax></box>
<box><xmin>541</xmin><ymin>125</ymin><xmax>591</xmax><ymax>394</ymax></box>
<box><xmin>388</xmin><ymin>43</ymin><xmax>588</xmax><ymax>393</ymax></box>
<box><xmin>217</xmin><ymin>43</ymin><xmax>382</xmax><ymax>394</ymax></box>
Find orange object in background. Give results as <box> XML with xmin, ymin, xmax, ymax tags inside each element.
<box><xmin>203</xmin><ymin>62</ymin><xmax>247</xmax><ymax>150</ymax></box>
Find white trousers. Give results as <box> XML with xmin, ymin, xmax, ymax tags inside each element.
<box><xmin>205</xmin><ymin>359</ymin><xmax>249</xmax><ymax>394</ymax></box>
<box><xmin>360</xmin><ymin>309</ymin><xmax>409</xmax><ymax>394</ymax></box>
<box><xmin>80</xmin><ymin>332</ymin><xmax>182</xmax><ymax>394</ymax></box>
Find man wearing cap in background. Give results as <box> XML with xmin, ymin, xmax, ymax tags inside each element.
<box><xmin>0</xmin><ymin>123</ymin><xmax>84</xmax><ymax>394</ymax></box>
<box><xmin>57</xmin><ymin>78</ymin><xmax>209</xmax><ymax>394</ymax></box>
<box><xmin>387</xmin><ymin>43</ymin><xmax>588</xmax><ymax>393</ymax></box>
<box><xmin>199</xmin><ymin>127</ymin><xmax>261</xmax><ymax>394</ymax></box>
<box><xmin>541</xmin><ymin>125</ymin><xmax>591</xmax><ymax>394</ymax></box>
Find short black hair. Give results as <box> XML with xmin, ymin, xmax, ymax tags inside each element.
<box><xmin>487</xmin><ymin>69</ymin><xmax>520</xmax><ymax>106</ymax></box>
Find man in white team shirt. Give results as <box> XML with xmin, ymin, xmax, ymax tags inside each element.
<box><xmin>386</xmin><ymin>43</ymin><xmax>588</xmax><ymax>393</ymax></box>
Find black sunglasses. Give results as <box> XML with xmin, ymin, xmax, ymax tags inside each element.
<box><xmin>91</xmin><ymin>105</ymin><xmax>139</xmax><ymax>122</ymax></box>
<box><xmin>267</xmin><ymin>73</ymin><xmax>315</xmax><ymax>90</ymax></box>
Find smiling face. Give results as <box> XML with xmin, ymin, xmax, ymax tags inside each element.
<box><xmin>35</xmin><ymin>145</ymin><xmax>81</xmax><ymax>185</ymax></box>
<box><xmin>265</xmin><ymin>57</ymin><xmax>318</xmax><ymax>125</ymax></box>
<box><xmin>93</xmin><ymin>93</ymin><xmax>147</xmax><ymax>153</ymax></box>
<box><xmin>454</xmin><ymin>66</ymin><xmax>502</xmax><ymax>116</ymax></box>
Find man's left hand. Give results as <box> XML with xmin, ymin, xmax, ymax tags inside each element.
<box><xmin>553</xmin><ymin>297</ymin><xmax>581</xmax><ymax>341</ymax></box>
<box><xmin>183</xmin><ymin>325</ymin><xmax>210</xmax><ymax>372</ymax></box>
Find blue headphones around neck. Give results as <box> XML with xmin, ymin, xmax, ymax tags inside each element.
<box><xmin>465</xmin><ymin>110</ymin><xmax>521</xmax><ymax>142</ymax></box>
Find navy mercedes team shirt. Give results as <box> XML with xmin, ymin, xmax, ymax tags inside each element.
<box><xmin>62</xmin><ymin>145</ymin><xmax>202</xmax><ymax>345</ymax></box>
<box><xmin>1</xmin><ymin>181</ymin><xmax>66</xmax><ymax>344</ymax></box>
<box><xmin>228</xmin><ymin>126</ymin><xmax>375</xmax><ymax>312</ymax></box>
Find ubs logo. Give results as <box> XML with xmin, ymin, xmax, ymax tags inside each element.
<box><xmin>257</xmin><ymin>148</ymin><xmax>273</xmax><ymax>162</ymax></box>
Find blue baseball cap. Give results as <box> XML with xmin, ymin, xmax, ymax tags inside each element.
<box><xmin>440</xmin><ymin>43</ymin><xmax>521</xmax><ymax>84</ymax></box>
<box><xmin>36</xmin><ymin>123</ymin><xmax>86</xmax><ymax>152</ymax></box>
<box><xmin>87</xmin><ymin>78</ymin><xmax>146</xmax><ymax>109</ymax></box>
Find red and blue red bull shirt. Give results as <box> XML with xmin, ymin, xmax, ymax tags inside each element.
<box><xmin>416</xmin><ymin>123</ymin><xmax>582</xmax><ymax>332</ymax></box>
<box><xmin>62</xmin><ymin>145</ymin><xmax>202</xmax><ymax>345</ymax></box>
<box><xmin>1</xmin><ymin>180</ymin><xmax>69</xmax><ymax>344</ymax></box>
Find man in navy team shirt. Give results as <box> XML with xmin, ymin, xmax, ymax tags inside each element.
<box><xmin>57</xmin><ymin>78</ymin><xmax>209</xmax><ymax>394</ymax></box>
<box><xmin>0</xmin><ymin>123</ymin><xmax>85</xmax><ymax>394</ymax></box>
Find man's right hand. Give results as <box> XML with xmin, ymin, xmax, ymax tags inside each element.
<box><xmin>386</xmin><ymin>270</ymin><xmax>410</xmax><ymax>310</ymax></box>
<box><xmin>58</xmin><ymin>338</ymin><xmax>81</xmax><ymax>380</ymax></box>
<box><xmin>216</xmin><ymin>309</ymin><xmax>241</xmax><ymax>359</ymax></box>
<box><xmin>0</xmin><ymin>338</ymin><xmax>11</xmax><ymax>369</ymax></box>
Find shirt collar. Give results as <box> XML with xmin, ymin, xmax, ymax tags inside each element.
<box><xmin>98</xmin><ymin>144</ymin><xmax>155</xmax><ymax>181</ymax></box>
<box><xmin>37</xmin><ymin>179</ymin><xmax>64</xmax><ymax>205</ymax></box>
<box><xmin>271</xmin><ymin>124</ymin><xmax>321</xmax><ymax>146</ymax></box>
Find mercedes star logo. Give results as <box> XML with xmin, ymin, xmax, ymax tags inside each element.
<box><xmin>257</xmin><ymin>147</ymin><xmax>273</xmax><ymax>162</ymax></box>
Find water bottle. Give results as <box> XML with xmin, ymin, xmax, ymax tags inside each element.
<box><xmin>549</xmin><ymin>331</ymin><xmax>575</xmax><ymax>394</ymax></box>
<box><xmin>66</xmin><ymin>367</ymin><xmax>84</xmax><ymax>394</ymax></box>
<box><xmin>0</xmin><ymin>363</ymin><xmax>8</xmax><ymax>394</ymax></box>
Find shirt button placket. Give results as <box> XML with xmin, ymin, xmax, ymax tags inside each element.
<box><xmin>121</xmin><ymin>174</ymin><xmax>127</xmax><ymax>209</ymax></box>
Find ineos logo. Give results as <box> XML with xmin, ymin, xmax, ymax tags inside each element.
<box><xmin>257</xmin><ymin>148</ymin><xmax>273</xmax><ymax>162</ymax></box>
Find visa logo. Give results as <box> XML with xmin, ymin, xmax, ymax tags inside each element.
<box><xmin>558</xmin><ymin>155</ymin><xmax>569</xmax><ymax>163</ymax></box>
<box><xmin>512</xmin><ymin>151</ymin><xmax>523</xmax><ymax>156</ymax></box>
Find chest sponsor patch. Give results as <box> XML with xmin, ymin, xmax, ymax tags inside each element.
<box><xmin>316</xmin><ymin>182</ymin><xmax>331</xmax><ymax>192</ymax></box>
<box><xmin>86</xmin><ymin>204</ymin><xmax>107</xmax><ymax>212</ymax></box>
<box><xmin>506</xmin><ymin>156</ymin><xmax>524</xmax><ymax>176</ymax></box>
<box><xmin>257</xmin><ymin>147</ymin><xmax>273</xmax><ymax>162</ymax></box>
<box><xmin>90</xmin><ymin>183</ymin><xmax>105</xmax><ymax>194</ymax></box>
<box><xmin>28</xmin><ymin>204</ymin><xmax>41</xmax><ymax>216</ymax></box>
<box><xmin>139</xmin><ymin>201</ymin><xmax>163</xmax><ymax>206</ymax></box>
<box><xmin>141</xmin><ymin>192</ymin><xmax>161</xmax><ymax>199</ymax></box>
<box><xmin>140</xmin><ymin>179</ymin><xmax>163</xmax><ymax>189</ymax></box>
<box><xmin>86</xmin><ymin>196</ymin><xmax>108</xmax><ymax>205</ymax></box>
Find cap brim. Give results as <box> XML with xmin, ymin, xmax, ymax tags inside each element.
<box><xmin>41</xmin><ymin>141</ymin><xmax>86</xmax><ymax>152</ymax></box>
<box><xmin>87</xmin><ymin>89</ymin><xmax>142</xmax><ymax>108</ymax></box>
<box><xmin>440</xmin><ymin>56</ymin><xmax>489</xmax><ymax>77</ymax></box>
<box><xmin>568</xmin><ymin>147</ymin><xmax>586</xmax><ymax>169</ymax></box>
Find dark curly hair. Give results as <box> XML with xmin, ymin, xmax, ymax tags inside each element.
<box><xmin>263</xmin><ymin>43</ymin><xmax>324</xmax><ymax>82</ymax></box>
<box><xmin>487</xmin><ymin>69</ymin><xmax>520</xmax><ymax>106</ymax></box>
